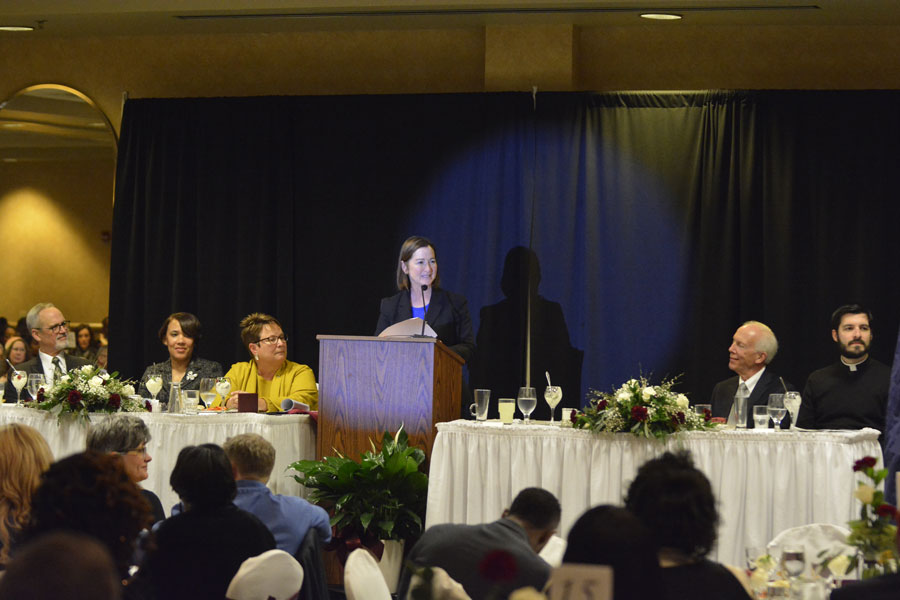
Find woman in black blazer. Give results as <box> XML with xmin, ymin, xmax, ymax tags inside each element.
<box><xmin>375</xmin><ymin>236</ymin><xmax>475</xmax><ymax>364</ymax></box>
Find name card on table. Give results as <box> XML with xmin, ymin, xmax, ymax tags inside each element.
<box><xmin>547</xmin><ymin>564</ymin><xmax>612</xmax><ymax>600</ymax></box>
<box><xmin>237</xmin><ymin>392</ymin><xmax>258</xmax><ymax>413</ymax></box>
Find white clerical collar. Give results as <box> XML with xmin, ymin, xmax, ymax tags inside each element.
<box><xmin>840</xmin><ymin>355</ymin><xmax>867</xmax><ymax>372</ymax></box>
<box><xmin>740</xmin><ymin>366</ymin><xmax>766</xmax><ymax>396</ymax></box>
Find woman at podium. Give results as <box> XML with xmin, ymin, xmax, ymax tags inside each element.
<box><xmin>375</xmin><ymin>236</ymin><xmax>475</xmax><ymax>363</ymax></box>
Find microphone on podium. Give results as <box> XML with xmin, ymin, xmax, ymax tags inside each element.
<box><xmin>420</xmin><ymin>284</ymin><xmax>428</xmax><ymax>336</ymax></box>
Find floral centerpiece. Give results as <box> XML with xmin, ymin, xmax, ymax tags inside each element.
<box><xmin>571</xmin><ymin>376</ymin><xmax>714</xmax><ymax>440</ymax></box>
<box><xmin>28</xmin><ymin>365</ymin><xmax>145</xmax><ymax>421</ymax></box>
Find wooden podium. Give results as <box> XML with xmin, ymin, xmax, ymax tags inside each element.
<box><xmin>315</xmin><ymin>335</ymin><xmax>464</xmax><ymax>461</ymax></box>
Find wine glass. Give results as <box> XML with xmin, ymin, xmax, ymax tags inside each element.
<box><xmin>767</xmin><ymin>394</ymin><xmax>787</xmax><ymax>430</ymax></box>
<box><xmin>198</xmin><ymin>377</ymin><xmax>217</xmax><ymax>409</ymax></box>
<box><xmin>27</xmin><ymin>373</ymin><xmax>46</xmax><ymax>402</ymax></box>
<box><xmin>517</xmin><ymin>386</ymin><xmax>537</xmax><ymax>424</ymax></box>
<box><xmin>11</xmin><ymin>370</ymin><xmax>28</xmax><ymax>404</ymax></box>
<box><xmin>215</xmin><ymin>376</ymin><xmax>232</xmax><ymax>406</ymax></box>
<box><xmin>144</xmin><ymin>375</ymin><xmax>163</xmax><ymax>401</ymax></box>
<box><xmin>784</xmin><ymin>391</ymin><xmax>802</xmax><ymax>430</ymax></box>
<box><xmin>544</xmin><ymin>386</ymin><xmax>562</xmax><ymax>423</ymax></box>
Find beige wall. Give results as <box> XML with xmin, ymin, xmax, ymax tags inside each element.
<box><xmin>0</xmin><ymin>159</ymin><xmax>113</xmax><ymax>325</ymax></box>
<box><xmin>0</xmin><ymin>23</ymin><xmax>897</xmax><ymax>325</ymax></box>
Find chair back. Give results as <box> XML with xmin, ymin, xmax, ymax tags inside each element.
<box><xmin>294</xmin><ymin>528</ymin><xmax>329</xmax><ymax>600</ymax></box>
<box><xmin>344</xmin><ymin>548</ymin><xmax>392</xmax><ymax>600</ymax></box>
<box><xmin>405</xmin><ymin>566</ymin><xmax>471</xmax><ymax>600</ymax></box>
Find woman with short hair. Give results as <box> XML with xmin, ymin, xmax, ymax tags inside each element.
<box><xmin>138</xmin><ymin>312</ymin><xmax>223</xmax><ymax>406</ymax></box>
<box><xmin>216</xmin><ymin>313</ymin><xmax>318</xmax><ymax>412</ymax></box>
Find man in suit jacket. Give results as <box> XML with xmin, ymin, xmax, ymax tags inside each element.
<box><xmin>4</xmin><ymin>302</ymin><xmax>91</xmax><ymax>402</ymax></box>
<box><xmin>710</xmin><ymin>321</ymin><xmax>793</xmax><ymax>428</ymax></box>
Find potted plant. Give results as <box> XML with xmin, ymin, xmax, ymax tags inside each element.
<box><xmin>290</xmin><ymin>426</ymin><xmax>428</xmax><ymax>591</ymax></box>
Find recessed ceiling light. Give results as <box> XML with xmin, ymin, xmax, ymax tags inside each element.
<box><xmin>0</xmin><ymin>25</ymin><xmax>34</xmax><ymax>31</ymax></box>
<box><xmin>640</xmin><ymin>13</ymin><xmax>682</xmax><ymax>20</ymax></box>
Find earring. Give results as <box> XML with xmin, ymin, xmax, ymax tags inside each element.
<box><xmin>254</xmin><ymin>354</ymin><xmax>259</xmax><ymax>361</ymax></box>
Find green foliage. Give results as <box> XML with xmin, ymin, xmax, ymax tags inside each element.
<box><xmin>290</xmin><ymin>426</ymin><xmax>428</xmax><ymax>543</ymax></box>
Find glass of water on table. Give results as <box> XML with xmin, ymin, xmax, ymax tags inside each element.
<box><xmin>783</xmin><ymin>391</ymin><xmax>801</xmax><ymax>429</ymax></box>
<box><xmin>517</xmin><ymin>387</ymin><xmax>537</xmax><ymax>424</ymax></box>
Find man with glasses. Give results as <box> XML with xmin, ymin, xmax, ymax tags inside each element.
<box><xmin>3</xmin><ymin>302</ymin><xmax>92</xmax><ymax>402</ymax></box>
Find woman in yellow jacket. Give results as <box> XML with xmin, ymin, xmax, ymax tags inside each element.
<box><xmin>217</xmin><ymin>313</ymin><xmax>317</xmax><ymax>412</ymax></box>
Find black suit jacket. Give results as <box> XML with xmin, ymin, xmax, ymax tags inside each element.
<box><xmin>710</xmin><ymin>369</ymin><xmax>794</xmax><ymax>429</ymax></box>
<box><xmin>831</xmin><ymin>572</ymin><xmax>900</xmax><ymax>600</ymax></box>
<box><xmin>375</xmin><ymin>288</ymin><xmax>475</xmax><ymax>363</ymax></box>
<box><xmin>3</xmin><ymin>353</ymin><xmax>92</xmax><ymax>402</ymax></box>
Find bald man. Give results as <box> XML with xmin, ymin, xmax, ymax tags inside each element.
<box><xmin>710</xmin><ymin>321</ymin><xmax>794</xmax><ymax>429</ymax></box>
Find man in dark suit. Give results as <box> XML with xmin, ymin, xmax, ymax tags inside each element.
<box><xmin>710</xmin><ymin>321</ymin><xmax>793</xmax><ymax>428</ymax></box>
<box><xmin>4</xmin><ymin>302</ymin><xmax>91</xmax><ymax>402</ymax></box>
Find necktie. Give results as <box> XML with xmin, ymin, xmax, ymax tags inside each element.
<box><xmin>52</xmin><ymin>356</ymin><xmax>64</xmax><ymax>383</ymax></box>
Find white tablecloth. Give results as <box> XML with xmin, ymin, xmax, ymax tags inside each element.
<box><xmin>0</xmin><ymin>406</ymin><xmax>316</xmax><ymax>516</ymax></box>
<box><xmin>426</xmin><ymin>420</ymin><xmax>883</xmax><ymax>566</ymax></box>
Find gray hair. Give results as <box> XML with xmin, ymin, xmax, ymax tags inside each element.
<box><xmin>26</xmin><ymin>303</ymin><xmax>56</xmax><ymax>331</ymax></box>
<box><xmin>742</xmin><ymin>320</ymin><xmax>778</xmax><ymax>364</ymax></box>
<box><xmin>86</xmin><ymin>415</ymin><xmax>151</xmax><ymax>454</ymax></box>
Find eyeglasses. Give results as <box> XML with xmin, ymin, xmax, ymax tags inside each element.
<box><xmin>39</xmin><ymin>320</ymin><xmax>69</xmax><ymax>333</ymax></box>
<box><xmin>256</xmin><ymin>335</ymin><xmax>288</xmax><ymax>345</ymax></box>
<box><xmin>126</xmin><ymin>445</ymin><xmax>149</xmax><ymax>457</ymax></box>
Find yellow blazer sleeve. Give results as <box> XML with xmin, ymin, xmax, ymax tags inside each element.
<box><xmin>273</xmin><ymin>361</ymin><xmax>318</xmax><ymax>411</ymax></box>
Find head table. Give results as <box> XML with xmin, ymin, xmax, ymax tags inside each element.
<box><xmin>425</xmin><ymin>419</ymin><xmax>883</xmax><ymax>567</ymax></box>
<box><xmin>0</xmin><ymin>405</ymin><xmax>316</xmax><ymax>516</ymax></box>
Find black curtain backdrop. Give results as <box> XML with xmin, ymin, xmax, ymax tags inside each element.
<box><xmin>111</xmin><ymin>91</ymin><xmax>900</xmax><ymax>418</ymax></box>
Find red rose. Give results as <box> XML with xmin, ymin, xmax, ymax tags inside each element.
<box><xmin>631</xmin><ymin>405</ymin><xmax>649</xmax><ymax>422</ymax></box>
<box><xmin>37</xmin><ymin>389</ymin><xmax>45</xmax><ymax>402</ymax></box>
<box><xmin>108</xmin><ymin>394</ymin><xmax>121</xmax><ymax>409</ymax></box>
<box><xmin>854</xmin><ymin>457</ymin><xmax>878</xmax><ymax>472</ymax></box>
<box><xmin>597</xmin><ymin>399</ymin><xmax>609</xmax><ymax>410</ymax></box>
<box><xmin>145</xmin><ymin>400</ymin><xmax>153</xmax><ymax>412</ymax></box>
<box><xmin>676</xmin><ymin>411</ymin><xmax>686</xmax><ymax>424</ymax></box>
<box><xmin>478</xmin><ymin>549</ymin><xmax>517</xmax><ymax>582</ymax></box>
<box><xmin>703</xmin><ymin>408</ymin><xmax>712</xmax><ymax>422</ymax></box>
<box><xmin>875</xmin><ymin>504</ymin><xmax>897</xmax><ymax>519</ymax></box>
<box><xmin>67</xmin><ymin>389</ymin><xmax>83</xmax><ymax>408</ymax></box>
<box><xmin>570</xmin><ymin>410</ymin><xmax>579</xmax><ymax>424</ymax></box>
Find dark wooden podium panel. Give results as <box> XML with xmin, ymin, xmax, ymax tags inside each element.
<box><xmin>316</xmin><ymin>335</ymin><xmax>463</xmax><ymax>461</ymax></box>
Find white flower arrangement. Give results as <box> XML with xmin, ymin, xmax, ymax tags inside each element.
<box><xmin>28</xmin><ymin>366</ymin><xmax>145</xmax><ymax>422</ymax></box>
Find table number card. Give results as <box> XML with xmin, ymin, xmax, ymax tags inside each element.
<box><xmin>547</xmin><ymin>564</ymin><xmax>612</xmax><ymax>600</ymax></box>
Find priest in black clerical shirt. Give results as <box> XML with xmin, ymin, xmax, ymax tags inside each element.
<box><xmin>796</xmin><ymin>304</ymin><xmax>890</xmax><ymax>434</ymax></box>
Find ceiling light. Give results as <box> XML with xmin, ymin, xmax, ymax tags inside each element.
<box><xmin>0</xmin><ymin>25</ymin><xmax>35</xmax><ymax>32</ymax></box>
<box><xmin>640</xmin><ymin>13</ymin><xmax>682</xmax><ymax>20</ymax></box>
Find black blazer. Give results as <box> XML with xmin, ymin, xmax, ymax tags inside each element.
<box><xmin>4</xmin><ymin>353</ymin><xmax>92</xmax><ymax>402</ymax></box>
<box><xmin>375</xmin><ymin>288</ymin><xmax>475</xmax><ymax>363</ymax></box>
<box><xmin>710</xmin><ymin>369</ymin><xmax>794</xmax><ymax>428</ymax></box>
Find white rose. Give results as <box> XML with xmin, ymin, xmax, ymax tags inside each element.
<box><xmin>617</xmin><ymin>391</ymin><xmax>631</xmax><ymax>402</ymax></box>
<box><xmin>89</xmin><ymin>376</ymin><xmax>103</xmax><ymax>387</ymax></box>
<box><xmin>854</xmin><ymin>484</ymin><xmax>875</xmax><ymax>504</ymax></box>
<box><xmin>122</xmin><ymin>384</ymin><xmax>136</xmax><ymax>397</ymax></box>
<box><xmin>642</xmin><ymin>386</ymin><xmax>656</xmax><ymax>400</ymax></box>
<box><xmin>60</xmin><ymin>374</ymin><xmax>70</xmax><ymax>384</ymax></box>
<box><xmin>81</xmin><ymin>365</ymin><xmax>93</xmax><ymax>373</ymax></box>
<box><xmin>676</xmin><ymin>394</ymin><xmax>690</xmax><ymax>410</ymax></box>
<box><xmin>100</xmin><ymin>372</ymin><xmax>110</xmax><ymax>381</ymax></box>
<box><xmin>827</xmin><ymin>554</ymin><xmax>851</xmax><ymax>577</ymax></box>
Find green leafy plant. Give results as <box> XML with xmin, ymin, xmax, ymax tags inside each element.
<box><xmin>290</xmin><ymin>426</ymin><xmax>428</xmax><ymax>560</ymax></box>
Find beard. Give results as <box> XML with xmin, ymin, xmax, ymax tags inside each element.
<box><xmin>838</xmin><ymin>338</ymin><xmax>868</xmax><ymax>359</ymax></box>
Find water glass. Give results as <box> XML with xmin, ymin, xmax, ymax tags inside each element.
<box><xmin>544</xmin><ymin>386</ymin><xmax>562</xmax><ymax>422</ymax></box>
<box><xmin>753</xmin><ymin>405</ymin><xmax>770</xmax><ymax>429</ymax></box>
<box><xmin>768</xmin><ymin>393</ymin><xmax>787</xmax><ymax>430</ymax></box>
<box><xmin>27</xmin><ymin>373</ymin><xmax>46</xmax><ymax>401</ymax></box>
<box><xmin>199</xmin><ymin>377</ymin><xmax>217</xmax><ymax>409</ymax></box>
<box><xmin>694</xmin><ymin>403</ymin><xmax>712</xmax><ymax>417</ymax></box>
<box><xmin>782</xmin><ymin>545</ymin><xmax>806</xmax><ymax>578</ymax></box>
<box><xmin>182</xmin><ymin>389</ymin><xmax>200</xmax><ymax>414</ymax></box>
<box><xmin>784</xmin><ymin>391</ymin><xmax>802</xmax><ymax>429</ymax></box>
<box><xmin>517</xmin><ymin>387</ymin><xmax>537</xmax><ymax>424</ymax></box>
<box><xmin>498</xmin><ymin>398</ymin><xmax>515</xmax><ymax>424</ymax></box>
<box><xmin>469</xmin><ymin>389</ymin><xmax>490</xmax><ymax>421</ymax></box>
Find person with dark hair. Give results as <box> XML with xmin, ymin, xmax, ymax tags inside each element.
<box><xmin>375</xmin><ymin>236</ymin><xmax>475</xmax><ymax>364</ymax></box>
<box><xmin>223</xmin><ymin>433</ymin><xmax>331</xmax><ymax>554</ymax></box>
<box><xmin>625</xmin><ymin>451</ymin><xmax>751</xmax><ymax>599</ymax></box>
<box><xmin>561</xmin><ymin>505</ymin><xmax>664</xmax><ymax>600</ymax></box>
<box><xmin>3</xmin><ymin>303</ymin><xmax>91</xmax><ymax>401</ymax></box>
<box><xmin>140</xmin><ymin>444</ymin><xmax>275</xmax><ymax>600</ymax></box>
<box><xmin>23</xmin><ymin>451</ymin><xmax>152</xmax><ymax>584</ymax></box>
<box><xmin>86</xmin><ymin>415</ymin><xmax>165</xmax><ymax>523</ymax></box>
<box><xmin>71</xmin><ymin>323</ymin><xmax>100</xmax><ymax>363</ymax></box>
<box><xmin>796</xmin><ymin>304</ymin><xmax>890</xmax><ymax>434</ymax></box>
<box><xmin>0</xmin><ymin>531</ymin><xmax>122</xmax><ymax>600</ymax></box>
<box><xmin>397</xmin><ymin>487</ymin><xmax>560</xmax><ymax>600</ymax></box>
<box><xmin>217</xmin><ymin>313</ymin><xmax>318</xmax><ymax>412</ymax></box>
<box><xmin>138</xmin><ymin>312</ymin><xmax>223</xmax><ymax>407</ymax></box>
